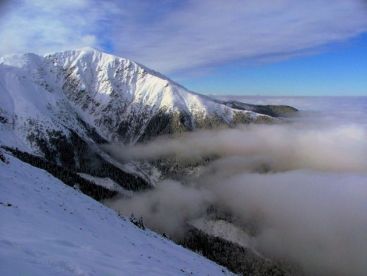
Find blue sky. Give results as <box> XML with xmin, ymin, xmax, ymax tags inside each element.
<box><xmin>177</xmin><ymin>34</ymin><xmax>367</xmax><ymax>96</ymax></box>
<box><xmin>0</xmin><ymin>0</ymin><xmax>366</xmax><ymax>96</ymax></box>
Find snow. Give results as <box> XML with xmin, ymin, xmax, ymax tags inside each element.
<box><xmin>77</xmin><ymin>172</ymin><xmax>132</xmax><ymax>196</ymax></box>
<box><xmin>0</xmin><ymin>154</ymin><xmax>230</xmax><ymax>276</ymax></box>
<box><xmin>191</xmin><ymin>219</ymin><xmax>252</xmax><ymax>248</ymax></box>
<box><xmin>190</xmin><ymin>218</ymin><xmax>261</xmax><ymax>256</ymax></box>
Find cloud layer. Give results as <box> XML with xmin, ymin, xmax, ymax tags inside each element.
<box><xmin>0</xmin><ymin>0</ymin><xmax>112</xmax><ymax>55</ymax></box>
<box><xmin>1</xmin><ymin>0</ymin><xmax>367</xmax><ymax>72</ymax></box>
<box><xmin>104</xmin><ymin>124</ymin><xmax>367</xmax><ymax>172</ymax></box>
<box><xmin>105</xmin><ymin>118</ymin><xmax>367</xmax><ymax>275</ymax></box>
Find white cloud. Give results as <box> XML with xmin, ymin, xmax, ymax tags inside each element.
<box><xmin>0</xmin><ymin>0</ymin><xmax>101</xmax><ymax>55</ymax></box>
<box><xmin>0</xmin><ymin>0</ymin><xmax>366</xmax><ymax>72</ymax></box>
<box><xmin>115</xmin><ymin>0</ymin><xmax>367</xmax><ymax>72</ymax></box>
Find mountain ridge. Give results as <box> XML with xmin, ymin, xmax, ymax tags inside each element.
<box><xmin>0</xmin><ymin>47</ymin><xmax>296</xmax><ymax>188</ymax></box>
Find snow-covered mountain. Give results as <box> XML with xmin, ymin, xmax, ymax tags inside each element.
<box><xmin>0</xmin><ymin>47</ymin><xmax>277</xmax><ymax>149</ymax></box>
<box><xmin>0</xmin><ymin>47</ymin><xmax>296</xmax><ymax>188</ymax></box>
<box><xmin>0</xmin><ymin>152</ymin><xmax>230</xmax><ymax>275</ymax></box>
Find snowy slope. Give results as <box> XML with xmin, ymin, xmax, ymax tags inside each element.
<box><xmin>190</xmin><ymin>218</ymin><xmax>256</xmax><ymax>251</ymax></box>
<box><xmin>77</xmin><ymin>172</ymin><xmax>133</xmax><ymax>196</ymax></box>
<box><xmin>47</xmin><ymin>47</ymin><xmax>266</xmax><ymax>142</ymax></box>
<box><xmin>0</xmin><ymin>154</ymin><xmax>230</xmax><ymax>276</ymax></box>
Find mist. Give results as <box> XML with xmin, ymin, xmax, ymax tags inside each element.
<box><xmin>105</xmin><ymin>123</ymin><xmax>367</xmax><ymax>172</ymax></box>
<box><xmin>104</xmin><ymin>105</ymin><xmax>367</xmax><ymax>275</ymax></box>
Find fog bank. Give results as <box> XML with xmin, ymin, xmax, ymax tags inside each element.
<box><xmin>104</xmin><ymin>105</ymin><xmax>367</xmax><ymax>275</ymax></box>
<box><xmin>105</xmin><ymin>124</ymin><xmax>367</xmax><ymax>172</ymax></box>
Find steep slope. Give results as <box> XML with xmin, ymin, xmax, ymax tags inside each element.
<box><xmin>0</xmin><ymin>153</ymin><xmax>231</xmax><ymax>275</ymax></box>
<box><xmin>47</xmin><ymin>47</ymin><xmax>275</xmax><ymax>143</ymax></box>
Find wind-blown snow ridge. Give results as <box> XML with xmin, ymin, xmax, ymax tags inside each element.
<box><xmin>0</xmin><ymin>154</ymin><xmax>230</xmax><ymax>275</ymax></box>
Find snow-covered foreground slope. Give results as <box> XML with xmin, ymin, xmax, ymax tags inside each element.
<box><xmin>0</xmin><ymin>154</ymin><xmax>230</xmax><ymax>276</ymax></box>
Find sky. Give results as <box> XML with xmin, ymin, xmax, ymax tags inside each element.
<box><xmin>0</xmin><ymin>0</ymin><xmax>366</xmax><ymax>96</ymax></box>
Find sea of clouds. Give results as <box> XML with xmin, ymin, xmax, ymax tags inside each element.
<box><xmin>104</xmin><ymin>96</ymin><xmax>367</xmax><ymax>276</ymax></box>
